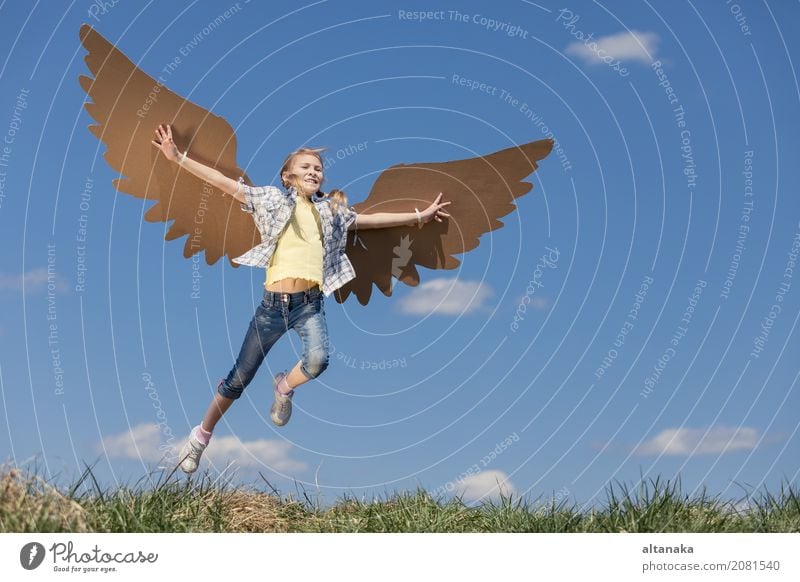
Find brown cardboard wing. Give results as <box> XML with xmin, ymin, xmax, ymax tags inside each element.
<box><xmin>334</xmin><ymin>139</ymin><xmax>554</xmax><ymax>305</ymax></box>
<box><xmin>78</xmin><ymin>24</ymin><xmax>258</xmax><ymax>266</ymax></box>
<box><xmin>79</xmin><ymin>24</ymin><xmax>554</xmax><ymax>306</ymax></box>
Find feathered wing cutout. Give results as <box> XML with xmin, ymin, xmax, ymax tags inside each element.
<box><xmin>78</xmin><ymin>24</ymin><xmax>258</xmax><ymax>266</ymax></box>
<box><xmin>335</xmin><ymin>139</ymin><xmax>554</xmax><ymax>305</ymax></box>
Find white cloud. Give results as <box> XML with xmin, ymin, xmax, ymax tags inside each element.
<box><xmin>397</xmin><ymin>278</ymin><xmax>493</xmax><ymax>315</ymax></box>
<box><xmin>203</xmin><ymin>435</ymin><xmax>306</xmax><ymax>473</ymax></box>
<box><xmin>530</xmin><ymin>296</ymin><xmax>549</xmax><ymax>309</ymax></box>
<box><xmin>101</xmin><ymin>423</ymin><xmax>163</xmax><ymax>462</ymax></box>
<box><xmin>100</xmin><ymin>422</ymin><xmax>307</xmax><ymax>473</ymax></box>
<box><xmin>514</xmin><ymin>293</ymin><xmax>550</xmax><ymax>311</ymax></box>
<box><xmin>455</xmin><ymin>470</ymin><xmax>516</xmax><ymax>503</ymax></box>
<box><xmin>634</xmin><ymin>426</ymin><xmax>760</xmax><ymax>456</ymax></box>
<box><xmin>0</xmin><ymin>267</ymin><xmax>69</xmax><ymax>293</ymax></box>
<box><xmin>566</xmin><ymin>30</ymin><xmax>659</xmax><ymax>65</ymax></box>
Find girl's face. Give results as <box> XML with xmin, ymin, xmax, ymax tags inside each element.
<box><xmin>284</xmin><ymin>153</ymin><xmax>323</xmax><ymax>196</ymax></box>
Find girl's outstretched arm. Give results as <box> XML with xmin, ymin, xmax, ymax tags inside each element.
<box><xmin>355</xmin><ymin>192</ymin><xmax>451</xmax><ymax>230</ymax></box>
<box><xmin>151</xmin><ymin>124</ymin><xmax>244</xmax><ymax>202</ymax></box>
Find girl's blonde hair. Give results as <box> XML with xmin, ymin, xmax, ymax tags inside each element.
<box><xmin>280</xmin><ymin>147</ymin><xmax>348</xmax><ymax>214</ymax></box>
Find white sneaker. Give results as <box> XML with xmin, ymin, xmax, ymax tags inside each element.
<box><xmin>179</xmin><ymin>426</ymin><xmax>208</xmax><ymax>474</ymax></box>
<box><xmin>270</xmin><ymin>371</ymin><xmax>294</xmax><ymax>426</ymax></box>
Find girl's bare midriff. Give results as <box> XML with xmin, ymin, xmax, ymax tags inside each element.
<box><xmin>265</xmin><ymin>277</ymin><xmax>320</xmax><ymax>293</ymax></box>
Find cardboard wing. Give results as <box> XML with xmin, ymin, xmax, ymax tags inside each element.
<box><xmin>79</xmin><ymin>24</ymin><xmax>554</xmax><ymax>306</ymax></box>
<box><xmin>78</xmin><ymin>24</ymin><xmax>259</xmax><ymax>266</ymax></box>
<box><xmin>335</xmin><ymin>139</ymin><xmax>555</xmax><ymax>305</ymax></box>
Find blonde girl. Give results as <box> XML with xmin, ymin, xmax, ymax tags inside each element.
<box><xmin>150</xmin><ymin>124</ymin><xmax>451</xmax><ymax>473</ymax></box>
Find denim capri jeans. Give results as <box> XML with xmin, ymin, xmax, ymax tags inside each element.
<box><xmin>218</xmin><ymin>286</ymin><xmax>329</xmax><ymax>400</ymax></box>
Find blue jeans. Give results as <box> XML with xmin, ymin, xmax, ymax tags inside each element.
<box><xmin>218</xmin><ymin>287</ymin><xmax>329</xmax><ymax>400</ymax></box>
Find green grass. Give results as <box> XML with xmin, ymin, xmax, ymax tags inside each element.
<box><xmin>1</xmin><ymin>463</ymin><xmax>798</xmax><ymax>532</ymax></box>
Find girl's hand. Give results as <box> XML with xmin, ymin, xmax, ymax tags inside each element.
<box><xmin>151</xmin><ymin>124</ymin><xmax>180</xmax><ymax>163</ymax></box>
<box><xmin>420</xmin><ymin>192</ymin><xmax>452</xmax><ymax>224</ymax></box>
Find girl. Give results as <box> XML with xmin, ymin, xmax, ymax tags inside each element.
<box><xmin>150</xmin><ymin>124</ymin><xmax>451</xmax><ymax>473</ymax></box>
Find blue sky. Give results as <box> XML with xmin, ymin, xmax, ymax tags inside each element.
<box><xmin>1</xmin><ymin>0</ymin><xmax>798</xmax><ymax>510</ymax></box>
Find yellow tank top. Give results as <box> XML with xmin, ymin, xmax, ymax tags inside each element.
<box><xmin>265</xmin><ymin>194</ymin><xmax>324</xmax><ymax>289</ymax></box>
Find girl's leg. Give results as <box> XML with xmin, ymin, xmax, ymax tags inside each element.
<box><xmin>200</xmin><ymin>393</ymin><xmax>236</xmax><ymax>433</ymax></box>
<box><xmin>284</xmin><ymin>361</ymin><xmax>310</xmax><ymax>391</ymax></box>
<box><xmin>281</xmin><ymin>299</ymin><xmax>329</xmax><ymax>393</ymax></box>
<box><xmin>180</xmin><ymin>301</ymin><xmax>287</xmax><ymax>473</ymax></box>
<box><xmin>204</xmin><ymin>303</ymin><xmax>287</xmax><ymax>430</ymax></box>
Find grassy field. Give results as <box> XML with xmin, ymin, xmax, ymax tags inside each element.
<box><xmin>1</xmin><ymin>463</ymin><xmax>798</xmax><ymax>533</ymax></box>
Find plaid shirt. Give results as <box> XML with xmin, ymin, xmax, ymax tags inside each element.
<box><xmin>232</xmin><ymin>178</ymin><xmax>359</xmax><ymax>297</ymax></box>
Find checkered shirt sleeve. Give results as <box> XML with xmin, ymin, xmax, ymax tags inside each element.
<box><xmin>237</xmin><ymin>177</ymin><xmax>274</xmax><ymax>214</ymax></box>
<box><xmin>342</xmin><ymin>204</ymin><xmax>358</xmax><ymax>230</ymax></box>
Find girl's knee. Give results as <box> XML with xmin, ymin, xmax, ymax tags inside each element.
<box><xmin>218</xmin><ymin>381</ymin><xmax>241</xmax><ymax>400</ymax></box>
<box><xmin>302</xmin><ymin>346</ymin><xmax>329</xmax><ymax>379</ymax></box>
<box><xmin>218</xmin><ymin>375</ymin><xmax>250</xmax><ymax>400</ymax></box>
